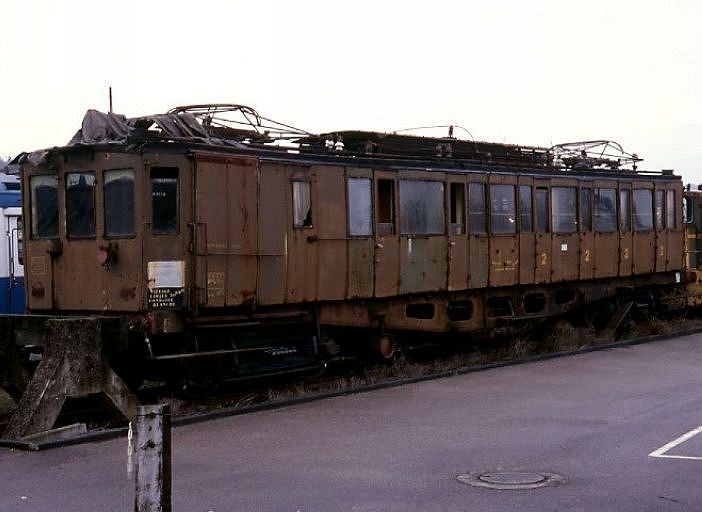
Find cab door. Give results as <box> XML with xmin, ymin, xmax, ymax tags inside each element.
<box><xmin>551</xmin><ymin>180</ymin><xmax>579</xmax><ymax>282</ymax></box>
<box><xmin>467</xmin><ymin>179</ymin><xmax>488</xmax><ymax>288</ymax></box>
<box><xmin>632</xmin><ymin>186</ymin><xmax>655</xmax><ymax>275</ymax></box>
<box><xmin>374</xmin><ymin>173</ymin><xmax>399</xmax><ymax>297</ymax></box>
<box><xmin>579</xmin><ymin>186</ymin><xmax>595</xmax><ymax>279</ymax></box>
<box><xmin>593</xmin><ymin>182</ymin><xmax>619</xmax><ymax>278</ymax></box>
<box><xmin>619</xmin><ymin>185</ymin><xmax>633</xmax><ymax>276</ymax></box>
<box><xmin>488</xmin><ymin>177</ymin><xmax>519</xmax><ymax>287</ymax></box>
<box><xmin>534</xmin><ymin>183</ymin><xmax>551</xmax><ymax>284</ymax></box>
<box><xmin>142</xmin><ymin>155</ymin><xmax>191</xmax><ymax>313</ymax></box>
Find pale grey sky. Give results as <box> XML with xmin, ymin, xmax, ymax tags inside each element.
<box><xmin>1</xmin><ymin>0</ymin><xmax>700</xmax><ymax>181</ymax></box>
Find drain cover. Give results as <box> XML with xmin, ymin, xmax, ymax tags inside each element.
<box><xmin>457</xmin><ymin>470</ymin><xmax>566</xmax><ymax>490</ymax></box>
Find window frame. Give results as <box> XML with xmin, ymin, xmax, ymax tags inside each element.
<box><xmin>151</xmin><ymin>167</ymin><xmax>180</xmax><ymax>235</ymax></box>
<box><xmin>29</xmin><ymin>174</ymin><xmax>60</xmax><ymax>240</ymax></box>
<box><xmin>347</xmin><ymin>177</ymin><xmax>373</xmax><ymax>237</ymax></box>
<box><xmin>399</xmin><ymin>179</ymin><xmax>445</xmax><ymax>236</ymax></box>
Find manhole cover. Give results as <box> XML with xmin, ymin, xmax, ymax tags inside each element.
<box><xmin>457</xmin><ymin>470</ymin><xmax>566</xmax><ymax>490</ymax></box>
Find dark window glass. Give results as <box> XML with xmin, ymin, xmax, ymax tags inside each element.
<box><xmin>377</xmin><ymin>179</ymin><xmax>395</xmax><ymax>235</ymax></box>
<box><xmin>667</xmin><ymin>190</ymin><xmax>676</xmax><ymax>229</ymax></box>
<box><xmin>552</xmin><ymin>187</ymin><xmax>577</xmax><ymax>233</ymax></box>
<box><xmin>399</xmin><ymin>180</ymin><xmax>444</xmax><ymax>235</ymax></box>
<box><xmin>490</xmin><ymin>184</ymin><xmax>516</xmax><ymax>234</ymax></box>
<box><xmin>105</xmin><ymin>169</ymin><xmax>135</xmax><ymax>237</ymax></box>
<box><xmin>450</xmin><ymin>183</ymin><xmax>465</xmax><ymax>235</ymax></box>
<box><xmin>536</xmin><ymin>187</ymin><xmax>549</xmax><ymax>233</ymax></box>
<box><xmin>519</xmin><ymin>185</ymin><xmax>532</xmax><ymax>232</ymax></box>
<box><xmin>580</xmin><ymin>188</ymin><xmax>592</xmax><ymax>231</ymax></box>
<box><xmin>633</xmin><ymin>189</ymin><xmax>653</xmax><ymax>231</ymax></box>
<box><xmin>30</xmin><ymin>175</ymin><xmax>59</xmax><ymax>238</ymax></box>
<box><xmin>595</xmin><ymin>188</ymin><xmax>617</xmax><ymax>232</ymax></box>
<box><xmin>655</xmin><ymin>190</ymin><xmax>665</xmax><ymax>229</ymax></box>
<box><xmin>66</xmin><ymin>172</ymin><xmax>96</xmax><ymax>237</ymax></box>
<box><xmin>620</xmin><ymin>189</ymin><xmax>631</xmax><ymax>232</ymax></box>
<box><xmin>348</xmin><ymin>177</ymin><xmax>372</xmax><ymax>236</ymax></box>
<box><xmin>468</xmin><ymin>183</ymin><xmax>486</xmax><ymax>234</ymax></box>
<box><xmin>292</xmin><ymin>181</ymin><xmax>312</xmax><ymax>228</ymax></box>
<box><xmin>151</xmin><ymin>167</ymin><xmax>179</xmax><ymax>234</ymax></box>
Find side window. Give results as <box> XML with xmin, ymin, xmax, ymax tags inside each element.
<box><xmin>66</xmin><ymin>172</ymin><xmax>96</xmax><ymax>238</ymax></box>
<box><xmin>535</xmin><ymin>187</ymin><xmax>549</xmax><ymax>233</ymax></box>
<box><xmin>292</xmin><ymin>181</ymin><xmax>312</xmax><ymax>228</ymax></box>
<box><xmin>151</xmin><ymin>167</ymin><xmax>179</xmax><ymax>234</ymax></box>
<box><xmin>376</xmin><ymin>179</ymin><xmax>395</xmax><ymax>235</ymax></box>
<box><xmin>104</xmin><ymin>169</ymin><xmax>135</xmax><ymax>237</ymax></box>
<box><xmin>347</xmin><ymin>177</ymin><xmax>372</xmax><ymax>236</ymax></box>
<box><xmin>490</xmin><ymin>184</ymin><xmax>516</xmax><ymax>234</ymax></box>
<box><xmin>633</xmin><ymin>189</ymin><xmax>653</xmax><ymax>232</ymax></box>
<box><xmin>449</xmin><ymin>183</ymin><xmax>465</xmax><ymax>235</ymax></box>
<box><xmin>655</xmin><ymin>190</ymin><xmax>665</xmax><ymax>230</ymax></box>
<box><xmin>468</xmin><ymin>183</ymin><xmax>486</xmax><ymax>234</ymax></box>
<box><xmin>620</xmin><ymin>189</ymin><xmax>631</xmax><ymax>232</ymax></box>
<box><xmin>552</xmin><ymin>187</ymin><xmax>577</xmax><ymax>233</ymax></box>
<box><xmin>399</xmin><ymin>180</ymin><xmax>444</xmax><ymax>235</ymax></box>
<box><xmin>595</xmin><ymin>188</ymin><xmax>617</xmax><ymax>232</ymax></box>
<box><xmin>667</xmin><ymin>190</ymin><xmax>677</xmax><ymax>229</ymax></box>
<box><xmin>519</xmin><ymin>185</ymin><xmax>532</xmax><ymax>232</ymax></box>
<box><xmin>580</xmin><ymin>188</ymin><xmax>592</xmax><ymax>232</ymax></box>
<box><xmin>30</xmin><ymin>175</ymin><xmax>59</xmax><ymax>239</ymax></box>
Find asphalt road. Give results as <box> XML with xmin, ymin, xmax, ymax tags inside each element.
<box><xmin>1</xmin><ymin>333</ymin><xmax>702</xmax><ymax>511</ymax></box>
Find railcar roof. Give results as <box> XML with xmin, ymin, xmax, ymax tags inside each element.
<box><xmin>8</xmin><ymin>103</ymin><xmax>678</xmax><ymax>179</ymax></box>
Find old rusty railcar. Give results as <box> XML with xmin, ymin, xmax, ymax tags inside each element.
<box><xmin>17</xmin><ymin>105</ymin><xmax>684</xmax><ymax>372</ymax></box>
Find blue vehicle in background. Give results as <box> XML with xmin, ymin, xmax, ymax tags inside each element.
<box><xmin>0</xmin><ymin>172</ymin><xmax>23</xmax><ymax>313</ymax></box>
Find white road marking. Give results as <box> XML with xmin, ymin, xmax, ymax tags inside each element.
<box><xmin>649</xmin><ymin>425</ymin><xmax>702</xmax><ymax>460</ymax></box>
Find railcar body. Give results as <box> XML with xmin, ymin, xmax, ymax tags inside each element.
<box><xmin>16</xmin><ymin>105</ymin><xmax>684</xmax><ymax>371</ymax></box>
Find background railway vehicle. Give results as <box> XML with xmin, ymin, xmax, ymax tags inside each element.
<box><xmin>0</xmin><ymin>171</ymin><xmax>23</xmax><ymax>314</ymax></box>
<box><xmin>3</xmin><ymin>104</ymin><xmax>688</xmax><ymax>388</ymax></box>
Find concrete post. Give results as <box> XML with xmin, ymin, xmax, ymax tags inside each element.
<box><xmin>134</xmin><ymin>404</ymin><xmax>171</xmax><ymax>512</ymax></box>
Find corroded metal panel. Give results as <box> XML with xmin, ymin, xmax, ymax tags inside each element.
<box><xmin>633</xmin><ymin>232</ymin><xmax>655</xmax><ymax>274</ymax></box>
<box><xmin>315</xmin><ymin>166</ymin><xmax>346</xmax><ymax>301</ymax></box>
<box><xmin>448</xmin><ymin>235</ymin><xmax>468</xmax><ymax>291</ymax></box>
<box><xmin>534</xmin><ymin>233</ymin><xmax>551</xmax><ymax>284</ymax></box>
<box><xmin>399</xmin><ymin>237</ymin><xmax>447</xmax><ymax>294</ymax></box>
<box><xmin>468</xmin><ymin>236</ymin><xmax>488</xmax><ymax>288</ymax></box>
<box><xmin>347</xmin><ymin>240</ymin><xmax>373</xmax><ymax>297</ymax></box>
<box><xmin>551</xmin><ymin>233</ymin><xmax>579</xmax><ymax>282</ymax></box>
<box><xmin>194</xmin><ymin>156</ymin><xmax>259</xmax><ymax>307</ymax></box>
<box><xmin>579</xmin><ymin>232</ymin><xmax>594</xmax><ymax>280</ymax></box>
<box><xmin>489</xmin><ymin>237</ymin><xmax>518</xmax><ymax>286</ymax></box>
<box><xmin>593</xmin><ymin>233</ymin><xmax>618</xmax><ymax>277</ymax></box>
<box><xmin>257</xmin><ymin>163</ymin><xmax>287</xmax><ymax>305</ymax></box>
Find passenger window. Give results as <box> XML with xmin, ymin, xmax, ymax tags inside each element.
<box><xmin>347</xmin><ymin>177</ymin><xmax>372</xmax><ymax>236</ymax></box>
<box><xmin>490</xmin><ymin>184</ymin><xmax>516</xmax><ymax>234</ymax></box>
<box><xmin>151</xmin><ymin>167</ymin><xmax>179</xmax><ymax>234</ymax></box>
<box><xmin>535</xmin><ymin>187</ymin><xmax>548</xmax><ymax>233</ymax></box>
<box><xmin>30</xmin><ymin>175</ymin><xmax>59</xmax><ymax>239</ymax></box>
<box><xmin>595</xmin><ymin>188</ymin><xmax>617</xmax><ymax>232</ymax></box>
<box><xmin>620</xmin><ymin>189</ymin><xmax>631</xmax><ymax>232</ymax></box>
<box><xmin>519</xmin><ymin>185</ymin><xmax>532</xmax><ymax>233</ymax></box>
<box><xmin>468</xmin><ymin>183</ymin><xmax>486</xmax><ymax>234</ymax></box>
<box><xmin>655</xmin><ymin>190</ymin><xmax>665</xmax><ymax>229</ymax></box>
<box><xmin>66</xmin><ymin>172</ymin><xmax>96</xmax><ymax>238</ymax></box>
<box><xmin>104</xmin><ymin>169</ymin><xmax>135</xmax><ymax>237</ymax></box>
<box><xmin>449</xmin><ymin>183</ymin><xmax>465</xmax><ymax>235</ymax></box>
<box><xmin>667</xmin><ymin>190</ymin><xmax>677</xmax><ymax>229</ymax></box>
<box><xmin>376</xmin><ymin>179</ymin><xmax>395</xmax><ymax>235</ymax></box>
<box><xmin>633</xmin><ymin>189</ymin><xmax>653</xmax><ymax>231</ymax></box>
<box><xmin>399</xmin><ymin>180</ymin><xmax>444</xmax><ymax>235</ymax></box>
<box><xmin>552</xmin><ymin>187</ymin><xmax>577</xmax><ymax>233</ymax></box>
<box><xmin>580</xmin><ymin>188</ymin><xmax>592</xmax><ymax>232</ymax></box>
<box><xmin>292</xmin><ymin>181</ymin><xmax>312</xmax><ymax>228</ymax></box>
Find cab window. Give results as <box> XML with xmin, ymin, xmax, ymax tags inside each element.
<box><xmin>151</xmin><ymin>167</ymin><xmax>179</xmax><ymax>234</ymax></box>
<box><xmin>66</xmin><ymin>172</ymin><xmax>96</xmax><ymax>238</ymax></box>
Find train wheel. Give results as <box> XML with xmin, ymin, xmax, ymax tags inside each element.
<box><xmin>375</xmin><ymin>333</ymin><xmax>396</xmax><ymax>361</ymax></box>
